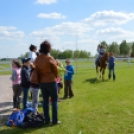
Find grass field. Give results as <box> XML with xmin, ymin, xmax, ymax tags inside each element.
<box><xmin>1</xmin><ymin>61</ymin><xmax>134</xmax><ymax>133</ymax></box>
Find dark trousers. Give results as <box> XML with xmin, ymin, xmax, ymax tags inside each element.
<box><xmin>21</xmin><ymin>87</ymin><xmax>29</xmax><ymax>109</ymax></box>
<box><xmin>40</xmin><ymin>82</ymin><xmax>58</xmax><ymax>124</ymax></box>
<box><xmin>12</xmin><ymin>84</ymin><xmax>21</xmax><ymax>108</ymax></box>
<box><xmin>108</xmin><ymin>67</ymin><xmax>116</xmax><ymax>80</ymax></box>
<box><xmin>64</xmin><ymin>80</ymin><xmax>74</xmax><ymax>97</ymax></box>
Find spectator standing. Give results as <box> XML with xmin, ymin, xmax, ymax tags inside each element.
<box><xmin>32</xmin><ymin>40</ymin><xmax>61</xmax><ymax>125</ymax></box>
<box><xmin>63</xmin><ymin>59</ymin><xmax>74</xmax><ymax>99</ymax></box>
<box><xmin>21</xmin><ymin>58</ymin><xmax>31</xmax><ymax>109</ymax></box>
<box><xmin>11</xmin><ymin>59</ymin><xmax>22</xmax><ymax>109</ymax></box>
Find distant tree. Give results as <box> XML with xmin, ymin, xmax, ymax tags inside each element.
<box><xmin>108</xmin><ymin>42</ymin><xmax>120</xmax><ymax>56</ymax></box>
<box><xmin>119</xmin><ymin>40</ymin><xmax>130</xmax><ymax>57</ymax></box>
<box><xmin>63</xmin><ymin>50</ymin><xmax>73</xmax><ymax>59</ymax></box>
<box><xmin>131</xmin><ymin>43</ymin><xmax>134</xmax><ymax>57</ymax></box>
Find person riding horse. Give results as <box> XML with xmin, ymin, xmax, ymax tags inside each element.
<box><xmin>96</xmin><ymin>44</ymin><xmax>106</xmax><ymax>65</ymax></box>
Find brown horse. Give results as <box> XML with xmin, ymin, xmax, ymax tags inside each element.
<box><xmin>95</xmin><ymin>52</ymin><xmax>109</xmax><ymax>81</ymax></box>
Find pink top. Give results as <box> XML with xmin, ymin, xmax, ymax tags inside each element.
<box><xmin>12</xmin><ymin>68</ymin><xmax>21</xmax><ymax>85</ymax></box>
<box><xmin>56</xmin><ymin>76</ymin><xmax>62</xmax><ymax>83</ymax></box>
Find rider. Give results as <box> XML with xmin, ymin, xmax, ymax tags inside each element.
<box><xmin>96</xmin><ymin>44</ymin><xmax>106</xmax><ymax>64</ymax></box>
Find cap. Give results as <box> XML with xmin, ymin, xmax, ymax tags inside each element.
<box><xmin>22</xmin><ymin>57</ymin><xmax>31</xmax><ymax>63</ymax></box>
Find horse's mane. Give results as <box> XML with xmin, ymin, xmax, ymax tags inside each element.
<box><xmin>101</xmin><ymin>52</ymin><xmax>109</xmax><ymax>61</ymax></box>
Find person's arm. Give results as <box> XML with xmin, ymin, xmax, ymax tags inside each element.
<box><xmin>67</xmin><ymin>66</ymin><xmax>74</xmax><ymax>75</ymax></box>
<box><xmin>50</xmin><ymin>57</ymin><xmax>58</xmax><ymax>78</ymax></box>
<box><xmin>11</xmin><ymin>70</ymin><xmax>17</xmax><ymax>81</ymax></box>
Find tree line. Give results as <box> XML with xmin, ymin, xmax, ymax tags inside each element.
<box><xmin>99</xmin><ymin>40</ymin><xmax>134</xmax><ymax>57</ymax></box>
<box><xmin>20</xmin><ymin>40</ymin><xmax>134</xmax><ymax>59</ymax></box>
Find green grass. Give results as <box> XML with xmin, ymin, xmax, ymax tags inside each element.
<box><xmin>1</xmin><ymin>63</ymin><xmax>134</xmax><ymax>133</ymax></box>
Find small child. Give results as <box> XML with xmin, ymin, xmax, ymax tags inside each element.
<box><xmin>108</xmin><ymin>52</ymin><xmax>116</xmax><ymax>80</ymax></box>
<box><xmin>21</xmin><ymin>57</ymin><xmax>31</xmax><ymax>109</ymax></box>
<box><xmin>11</xmin><ymin>59</ymin><xmax>22</xmax><ymax>109</ymax></box>
<box><xmin>30</xmin><ymin>52</ymin><xmax>40</xmax><ymax>115</ymax></box>
<box><xmin>96</xmin><ymin>44</ymin><xmax>106</xmax><ymax>64</ymax></box>
<box><xmin>63</xmin><ymin>59</ymin><xmax>74</xmax><ymax>99</ymax></box>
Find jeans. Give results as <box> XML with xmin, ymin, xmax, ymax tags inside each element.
<box><xmin>30</xmin><ymin>87</ymin><xmax>40</xmax><ymax>114</ymax></box>
<box><xmin>108</xmin><ymin>67</ymin><xmax>116</xmax><ymax>80</ymax></box>
<box><xmin>21</xmin><ymin>87</ymin><xmax>29</xmax><ymax>109</ymax></box>
<box><xmin>40</xmin><ymin>82</ymin><xmax>58</xmax><ymax>124</ymax></box>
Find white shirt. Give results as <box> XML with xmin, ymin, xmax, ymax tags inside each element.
<box><xmin>29</xmin><ymin>51</ymin><xmax>37</xmax><ymax>62</ymax></box>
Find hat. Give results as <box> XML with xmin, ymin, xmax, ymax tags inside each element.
<box><xmin>22</xmin><ymin>57</ymin><xmax>31</xmax><ymax>63</ymax></box>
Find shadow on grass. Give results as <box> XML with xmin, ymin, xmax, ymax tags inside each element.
<box><xmin>84</xmin><ymin>78</ymin><xmax>108</xmax><ymax>84</ymax></box>
<box><xmin>0</xmin><ymin>124</ymin><xmax>53</xmax><ymax>134</ymax></box>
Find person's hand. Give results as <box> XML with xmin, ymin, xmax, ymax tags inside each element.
<box><xmin>64</xmin><ymin>70</ymin><xmax>68</xmax><ymax>73</ymax></box>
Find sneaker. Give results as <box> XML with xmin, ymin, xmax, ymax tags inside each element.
<box><xmin>52</xmin><ymin>121</ymin><xmax>62</xmax><ymax>125</ymax></box>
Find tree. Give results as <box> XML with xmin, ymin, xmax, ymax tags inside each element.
<box><xmin>131</xmin><ymin>43</ymin><xmax>134</xmax><ymax>57</ymax></box>
<box><xmin>108</xmin><ymin>42</ymin><xmax>120</xmax><ymax>56</ymax></box>
<box><xmin>119</xmin><ymin>40</ymin><xmax>130</xmax><ymax>57</ymax></box>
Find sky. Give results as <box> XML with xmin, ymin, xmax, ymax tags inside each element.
<box><xmin>0</xmin><ymin>0</ymin><xmax>134</xmax><ymax>58</ymax></box>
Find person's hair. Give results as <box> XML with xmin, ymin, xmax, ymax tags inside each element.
<box><xmin>65</xmin><ymin>59</ymin><xmax>70</xmax><ymax>63</ymax></box>
<box><xmin>12</xmin><ymin>59</ymin><xmax>21</xmax><ymax>68</ymax></box>
<box><xmin>36</xmin><ymin>52</ymin><xmax>39</xmax><ymax>56</ymax></box>
<box><xmin>110</xmin><ymin>52</ymin><xmax>114</xmax><ymax>56</ymax></box>
<box><xmin>29</xmin><ymin>44</ymin><xmax>37</xmax><ymax>51</ymax></box>
<box><xmin>39</xmin><ymin>40</ymin><xmax>51</xmax><ymax>54</ymax></box>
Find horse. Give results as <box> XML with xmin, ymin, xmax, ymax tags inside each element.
<box><xmin>95</xmin><ymin>52</ymin><xmax>109</xmax><ymax>81</ymax></box>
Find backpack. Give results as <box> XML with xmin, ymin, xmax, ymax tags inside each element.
<box><xmin>7</xmin><ymin>109</ymin><xmax>25</xmax><ymax>127</ymax></box>
<box><xmin>19</xmin><ymin>113</ymin><xmax>45</xmax><ymax>128</ymax></box>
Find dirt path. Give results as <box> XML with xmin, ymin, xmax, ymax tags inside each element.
<box><xmin>0</xmin><ymin>75</ymin><xmax>13</xmax><ymax>123</ymax></box>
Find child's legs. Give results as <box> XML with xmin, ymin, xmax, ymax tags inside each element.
<box><xmin>13</xmin><ymin>84</ymin><xmax>21</xmax><ymax>108</ymax></box>
<box><xmin>68</xmin><ymin>80</ymin><xmax>74</xmax><ymax>97</ymax></box>
<box><xmin>108</xmin><ymin>69</ymin><xmax>112</xmax><ymax>79</ymax></box>
<box><xmin>21</xmin><ymin>87</ymin><xmax>29</xmax><ymax>109</ymax></box>
<box><xmin>64</xmin><ymin>80</ymin><xmax>69</xmax><ymax>97</ymax></box>
<box><xmin>112</xmin><ymin>68</ymin><xmax>116</xmax><ymax>80</ymax></box>
<box><xmin>31</xmin><ymin>87</ymin><xmax>39</xmax><ymax>114</ymax></box>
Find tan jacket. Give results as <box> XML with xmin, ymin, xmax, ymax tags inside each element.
<box><xmin>34</xmin><ymin>54</ymin><xmax>58</xmax><ymax>83</ymax></box>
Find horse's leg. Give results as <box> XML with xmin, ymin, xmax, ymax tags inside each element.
<box><xmin>102</xmin><ymin>68</ymin><xmax>105</xmax><ymax>81</ymax></box>
<box><xmin>96</xmin><ymin>66</ymin><xmax>99</xmax><ymax>78</ymax></box>
<box><xmin>99</xmin><ymin>67</ymin><xmax>102</xmax><ymax>78</ymax></box>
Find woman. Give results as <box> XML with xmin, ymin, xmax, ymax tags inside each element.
<box><xmin>33</xmin><ymin>40</ymin><xmax>61</xmax><ymax>125</ymax></box>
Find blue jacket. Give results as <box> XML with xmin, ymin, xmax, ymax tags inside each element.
<box><xmin>64</xmin><ymin>65</ymin><xmax>74</xmax><ymax>80</ymax></box>
<box><xmin>108</xmin><ymin>56</ymin><xmax>115</xmax><ymax>69</ymax></box>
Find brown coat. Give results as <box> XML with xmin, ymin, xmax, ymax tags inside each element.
<box><xmin>34</xmin><ymin>54</ymin><xmax>58</xmax><ymax>83</ymax></box>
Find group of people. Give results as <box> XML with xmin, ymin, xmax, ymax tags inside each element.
<box><xmin>11</xmin><ymin>40</ymin><xmax>75</xmax><ymax>125</ymax></box>
<box><xmin>96</xmin><ymin>44</ymin><xmax>116</xmax><ymax>80</ymax></box>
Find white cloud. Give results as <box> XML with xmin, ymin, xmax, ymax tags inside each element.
<box><xmin>31</xmin><ymin>22</ymin><xmax>92</xmax><ymax>40</ymax></box>
<box><xmin>96</xmin><ymin>27</ymin><xmax>134</xmax><ymax>41</ymax></box>
<box><xmin>0</xmin><ymin>26</ymin><xmax>24</xmax><ymax>40</ymax></box>
<box><xmin>35</xmin><ymin>0</ymin><xmax>57</xmax><ymax>4</ymax></box>
<box><xmin>83</xmin><ymin>11</ymin><xmax>134</xmax><ymax>26</ymax></box>
<box><xmin>37</xmin><ymin>13</ymin><xmax>66</xmax><ymax>19</ymax></box>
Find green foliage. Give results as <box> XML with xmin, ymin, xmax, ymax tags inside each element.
<box><xmin>131</xmin><ymin>43</ymin><xmax>134</xmax><ymax>55</ymax></box>
<box><xmin>120</xmin><ymin>40</ymin><xmax>130</xmax><ymax>56</ymax></box>
<box><xmin>108</xmin><ymin>42</ymin><xmax>120</xmax><ymax>56</ymax></box>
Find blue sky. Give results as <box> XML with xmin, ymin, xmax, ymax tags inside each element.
<box><xmin>0</xmin><ymin>0</ymin><xmax>134</xmax><ymax>58</ymax></box>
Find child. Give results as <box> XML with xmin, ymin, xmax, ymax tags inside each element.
<box><xmin>108</xmin><ymin>52</ymin><xmax>116</xmax><ymax>80</ymax></box>
<box><xmin>29</xmin><ymin>44</ymin><xmax>37</xmax><ymax>62</ymax></box>
<box><xmin>30</xmin><ymin>52</ymin><xmax>40</xmax><ymax>115</ymax></box>
<box><xmin>21</xmin><ymin>57</ymin><xmax>31</xmax><ymax>109</ymax></box>
<box><xmin>96</xmin><ymin>44</ymin><xmax>106</xmax><ymax>65</ymax></box>
<box><xmin>63</xmin><ymin>59</ymin><xmax>74</xmax><ymax>99</ymax></box>
<box><xmin>11</xmin><ymin>59</ymin><xmax>21</xmax><ymax>109</ymax></box>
